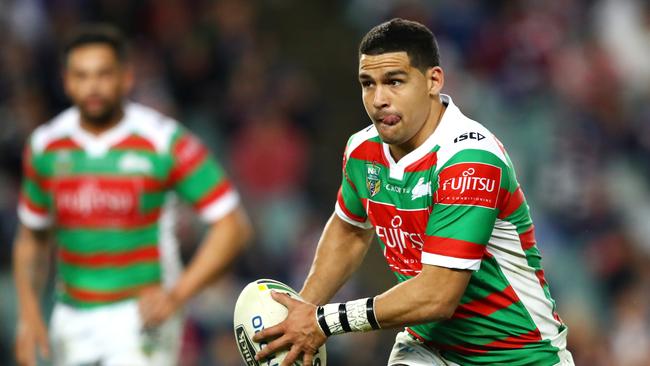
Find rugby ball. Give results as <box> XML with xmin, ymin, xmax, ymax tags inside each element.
<box><xmin>233</xmin><ymin>279</ymin><xmax>327</xmax><ymax>366</ymax></box>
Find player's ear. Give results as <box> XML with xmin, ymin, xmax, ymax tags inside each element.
<box><xmin>427</xmin><ymin>66</ymin><xmax>444</xmax><ymax>97</ymax></box>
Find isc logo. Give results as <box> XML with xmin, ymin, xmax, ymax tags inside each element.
<box><xmin>454</xmin><ymin>132</ymin><xmax>485</xmax><ymax>143</ymax></box>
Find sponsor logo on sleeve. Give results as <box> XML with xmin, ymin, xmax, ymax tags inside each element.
<box><xmin>436</xmin><ymin>162</ymin><xmax>501</xmax><ymax>208</ymax></box>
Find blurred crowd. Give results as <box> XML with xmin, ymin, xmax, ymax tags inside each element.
<box><xmin>1</xmin><ymin>0</ymin><xmax>649</xmax><ymax>365</ymax></box>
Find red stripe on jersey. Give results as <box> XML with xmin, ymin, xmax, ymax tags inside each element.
<box><xmin>535</xmin><ymin>269</ymin><xmax>548</xmax><ymax>287</ymax></box>
<box><xmin>113</xmin><ymin>135</ymin><xmax>156</xmax><ymax>152</ymax></box>
<box><xmin>406</xmin><ymin>327</ymin><xmax>426</xmax><ymax>342</ymax></box>
<box><xmin>44</xmin><ymin>137</ymin><xmax>80</xmax><ymax>152</ymax></box>
<box><xmin>19</xmin><ymin>193</ymin><xmax>49</xmax><ymax>215</ymax></box>
<box><xmin>427</xmin><ymin>329</ymin><xmax>542</xmax><ymax>355</ymax></box>
<box><xmin>42</xmin><ymin>175</ymin><xmax>165</xmax><ymax>192</ymax></box>
<box><xmin>57</xmin><ymin>208</ymin><xmax>161</xmax><ymax>229</ymax></box>
<box><xmin>480</xmin><ymin>329</ymin><xmax>542</xmax><ymax>350</ymax></box>
<box><xmin>194</xmin><ymin>180</ymin><xmax>232</xmax><ymax>210</ymax></box>
<box><xmin>519</xmin><ymin>225</ymin><xmax>536</xmax><ymax>250</ymax></box>
<box><xmin>337</xmin><ymin>188</ymin><xmax>367</xmax><ymax>223</ymax></box>
<box><xmin>404</xmin><ymin>151</ymin><xmax>438</xmax><ymax>172</ymax></box>
<box><xmin>497</xmin><ymin>186</ymin><xmax>525</xmax><ymax>219</ymax></box>
<box><xmin>423</xmin><ymin>236</ymin><xmax>486</xmax><ymax>260</ymax></box>
<box><xmin>168</xmin><ymin>136</ymin><xmax>209</xmax><ymax>185</ymax></box>
<box><xmin>59</xmin><ymin>246</ymin><xmax>159</xmax><ymax>267</ymax></box>
<box><xmin>427</xmin><ymin>341</ymin><xmax>487</xmax><ymax>355</ymax></box>
<box><xmin>64</xmin><ymin>283</ymin><xmax>158</xmax><ymax>303</ymax></box>
<box><xmin>349</xmin><ymin>140</ymin><xmax>388</xmax><ymax>166</ymax></box>
<box><xmin>452</xmin><ymin>285</ymin><xmax>520</xmax><ymax>319</ymax></box>
<box><xmin>22</xmin><ymin>147</ymin><xmax>40</xmax><ymax>180</ymax></box>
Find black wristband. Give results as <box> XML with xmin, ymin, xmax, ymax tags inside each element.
<box><xmin>316</xmin><ymin>305</ymin><xmax>331</xmax><ymax>337</ymax></box>
<box><xmin>366</xmin><ymin>297</ymin><xmax>380</xmax><ymax>330</ymax></box>
<box><xmin>338</xmin><ymin>303</ymin><xmax>351</xmax><ymax>332</ymax></box>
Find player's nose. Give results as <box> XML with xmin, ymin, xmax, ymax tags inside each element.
<box><xmin>373</xmin><ymin>86</ymin><xmax>390</xmax><ymax>109</ymax></box>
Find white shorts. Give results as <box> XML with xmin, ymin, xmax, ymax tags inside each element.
<box><xmin>49</xmin><ymin>300</ymin><xmax>183</xmax><ymax>366</ymax></box>
<box><xmin>387</xmin><ymin>330</ymin><xmax>575</xmax><ymax>366</ymax></box>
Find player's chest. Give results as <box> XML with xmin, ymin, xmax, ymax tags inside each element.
<box><xmin>362</xmin><ymin>163</ymin><xmax>436</xmax><ymax>234</ymax></box>
<box><xmin>40</xmin><ymin>150</ymin><xmax>167</xmax><ymax>216</ymax></box>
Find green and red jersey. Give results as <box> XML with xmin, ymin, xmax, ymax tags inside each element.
<box><xmin>18</xmin><ymin>103</ymin><xmax>239</xmax><ymax>308</ymax></box>
<box><xmin>336</xmin><ymin>95</ymin><xmax>568</xmax><ymax>365</ymax></box>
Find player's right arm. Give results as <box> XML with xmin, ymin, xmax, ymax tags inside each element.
<box><xmin>300</xmin><ymin>138</ymin><xmax>375</xmax><ymax>304</ymax></box>
<box><xmin>13</xmin><ymin>139</ymin><xmax>53</xmax><ymax>366</ymax></box>
<box><xmin>300</xmin><ymin>213</ymin><xmax>374</xmax><ymax>305</ymax></box>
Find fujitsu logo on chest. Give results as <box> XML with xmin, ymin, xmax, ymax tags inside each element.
<box><xmin>436</xmin><ymin>162</ymin><xmax>501</xmax><ymax>208</ymax></box>
<box><xmin>440</xmin><ymin>167</ymin><xmax>496</xmax><ymax>194</ymax></box>
<box><xmin>55</xmin><ymin>179</ymin><xmax>138</xmax><ymax>216</ymax></box>
<box><xmin>376</xmin><ymin>215</ymin><xmax>424</xmax><ymax>254</ymax></box>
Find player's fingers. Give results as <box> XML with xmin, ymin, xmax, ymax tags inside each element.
<box><xmin>280</xmin><ymin>344</ymin><xmax>302</xmax><ymax>366</ymax></box>
<box><xmin>36</xmin><ymin>328</ymin><xmax>50</xmax><ymax>359</ymax></box>
<box><xmin>254</xmin><ymin>334</ymin><xmax>290</xmax><ymax>361</ymax></box>
<box><xmin>15</xmin><ymin>332</ymin><xmax>32</xmax><ymax>364</ymax></box>
<box><xmin>270</xmin><ymin>291</ymin><xmax>295</xmax><ymax>307</ymax></box>
<box><xmin>15</xmin><ymin>338</ymin><xmax>35</xmax><ymax>366</ymax></box>
<box><xmin>303</xmin><ymin>351</ymin><xmax>314</xmax><ymax>366</ymax></box>
<box><xmin>252</xmin><ymin>323</ymin><xmax>285</xmax><ymax>342</ymax></box>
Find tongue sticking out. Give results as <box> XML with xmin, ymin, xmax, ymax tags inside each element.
<box><xmin>382</xmin><ymin>115</ymin><xmax>401</xmax><ymax>125</ymax></box>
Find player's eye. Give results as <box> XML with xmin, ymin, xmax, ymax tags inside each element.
<box><xmin>360</xmin><ymin>80</ymin><xmax>374</xmax><ymax>88</ymax></box>
<box><xmin>388</xmin><ymin>79</ymin><xmax>403</xmax><ymax>86</ymax></box>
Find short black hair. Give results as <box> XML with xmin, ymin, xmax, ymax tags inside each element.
<box><xmin>63</xmin><ymin>24</ymin><xmax>127</xmax><ymax>63</ymax></box>
<box><xmin>359</xmin><ymin>18</ymin><xmax>439</xmax><ymax>71</ymax></box>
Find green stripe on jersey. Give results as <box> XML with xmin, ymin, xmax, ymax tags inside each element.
<box><xmin>56</xmin><ymin>225</ymin><xmax>158</xmax><ymax>253</ymax></box>
<box><xmin>427</xmin><ymin>205</ymin><xmax>495</xmax><ymax>244</ymax></box>
<box><xmin>174</xmin><ymin>156</ymin><xmax>225</xmax><ymax>202</ymax></box>
<box><xmin>58</xmin><ymin>262</ymin><xmax>161</xmax><ymax>291</ymax></box>
<box><xmin>22</xmin><ymin>179</ymin><xmax>50</xmax><ymax>207</ymax></box>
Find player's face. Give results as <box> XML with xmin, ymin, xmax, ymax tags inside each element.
<box><xmin>359</xmin><ymin>51</ymin><xmax>440</xmax><ymax>148</ymax></box>
<box><xmin>64</xmin><ymin>44</ymin><xmax>132</xmax><ymax>126</ymax></box>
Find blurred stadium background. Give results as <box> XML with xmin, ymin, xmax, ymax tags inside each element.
<box><xmin>1</xmin><ymin>0</ymin><xmax>649</xmax><ymax>365</ymax></box>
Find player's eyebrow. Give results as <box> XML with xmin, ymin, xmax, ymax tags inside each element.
<box><xmin>384</xmin><ymin>70</ymin><xmax>408</xmax><ymax>78</ymax></box>
<box><xmin>358</xmin><ymin>73</ymin><xmax>373</xmax><ymax>81</ymax></box>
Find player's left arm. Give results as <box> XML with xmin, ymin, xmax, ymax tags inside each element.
<box><xmin>139</xmin><ymin>130</ymin><xmax>253</xmax><ymax>327</ymax></box>
<box><xmin>254</xmin><ymin>149</ymin><xmax>509</xmax><ymax>366</ymax></box>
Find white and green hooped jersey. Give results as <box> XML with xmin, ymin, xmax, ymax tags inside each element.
<box><xmin>18</xmin><ymin>103</ymin><xmax>239</xmax><ymax>307</ymax></box>
<box><xmin>335</xmin><ymin>95</ymin><xmax>568</xmax><ymax>365</ymax></box>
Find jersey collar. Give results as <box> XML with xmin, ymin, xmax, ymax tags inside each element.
<box><xmin>69</xmin><ymin>103</ymin><xmax>133</xmax><ymax>157</ymax></box>
<box><xmin>382</xmin><ymin>94</ymin><xmax>458</xmax><ymax>181</ymax></box>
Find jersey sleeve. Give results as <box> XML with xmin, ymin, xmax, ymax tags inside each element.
<box><xmin>422</xmin><ymin>149</ymin><xmax>509</xmax><ymax>271</ymax></box>
<box><xmin>167</xmin><ymin>128</ymin><xmax>239</xmax><ymax>223</ymax></box>
<box><xmin>18</xmin><ymin>142</ymin><xmax>53</xmax><ymax>229</ymax></box>
<box><xmin>334</xmin><ymin>140</ymin><xmax>372</xmax><ymax>229</ymax></box>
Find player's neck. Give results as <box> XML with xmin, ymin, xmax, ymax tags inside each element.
<box><xmin>79</xmin><ymin>108</ymin><xmax>125</xmax><ymax>136</ymax></box>
<box><xmin>389</xmin><ymin>99</ymin><xmax>445</xmax><ymax>162</ymax></box>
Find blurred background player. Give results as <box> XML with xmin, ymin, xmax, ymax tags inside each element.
<box><xmin>12</xmin><ymin>24</ymin><xmax>252</xmax><ymax>366</ymax></box>
<box><xmin>254</xmin><ymin>18</ymin><xmax>574</xmax><ymax>366</ymax></box>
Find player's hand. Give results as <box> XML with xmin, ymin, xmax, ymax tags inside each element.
<box><xmin>15</xmin><ymin>315</ymin><xmax>50</xmax><ymax>366</ymax></box>
<box><xmin>138</xmin><ymin>286</ymin><xmax>180</xmax><ymax>328</ymax></box>
<box><xmin>253</xmin><ymin>291</ymin><xmax>327</xmax><ymax>366</ymax></box>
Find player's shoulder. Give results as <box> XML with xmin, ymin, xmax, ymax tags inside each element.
<box><xmin>435</xmin><ymin>96</ymin><xmax>508</xmax><ymax>168</ymax></box>
<box><xmin>124</xmin><ymin>102</ymin><xmax>180</xmax><ymax>153</ymax></box>
<box><xmin>344</xmin><ymin>124</ymin><xmax>380</xmax><ymax>160</ymax></box>
<box><xmin>29</xmin><ymin>106</ymin><xmax>79</xmax><ymax>154</ymax></box>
